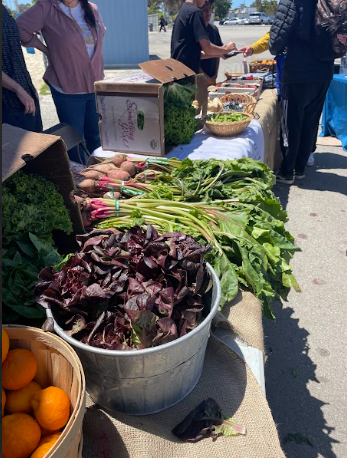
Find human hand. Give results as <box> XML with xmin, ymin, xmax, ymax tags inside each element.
<box><xmin>225</xmin><ymin>41</ymin><xmax>237</xmax><ymax>52</ymax></box>
<box><xmin>239</xmin><ymin>46</ymin><xmax>254</xmax><ymax>57</ymax></box>
<box><xmin>16</xmin><ymin>87</ymin><xmax>36</xmax><ymax>115</ymax></box>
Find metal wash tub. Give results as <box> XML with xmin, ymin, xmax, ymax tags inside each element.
<box><xmin>47</xmin><ymin>264</ymin><xmax>221</xmax><ymax>415</ymax></box>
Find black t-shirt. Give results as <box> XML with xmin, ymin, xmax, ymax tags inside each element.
<box><xmin>171</xmin><ymin>2</ymin><xmax>209</xmax><ymax>73</ymax></box>
<box><xmin>2</xmin><ymin>5</ymin><xmax>37</xmax><ymax>112</ymax></box>
<box><xmin>200</xmin><ymin>24</ymin><xmax>223</xmax><ymax>78</ymax></box>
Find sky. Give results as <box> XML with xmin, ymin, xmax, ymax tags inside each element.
<box><xmin>233</xmin><ymin>0</ymin><xmax>252</xmax><ymax>6</ymax></box>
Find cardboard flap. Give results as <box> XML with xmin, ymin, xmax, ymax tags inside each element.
<box><xmin>139</xmin><ymin>58</ymin><xmax>196</xmax><ymax>84</ymax></box>
<box><xmin>2</xmin><ymin>124</ymin><xmax>64</xmax><ymax>182</ymax></box>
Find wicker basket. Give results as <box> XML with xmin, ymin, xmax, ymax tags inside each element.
<box><xmin>225</xmin><ymin>71</ymin><xmax>244</xmax><ymax>81</ymax></box>
<box><xmin>249</xmin><ymin>60</ymin><xmax>276</xmax><ymax>73</ymax></box>
<box><xmin>3</xmin><ymin>325</ymin><xmax>86</xmax><ymax>458</ymax></box>
<box><xmin>220</xmin><ymin>94</ymin><xmax>257</xmax><ymax>115</ymax></box>
<box><xmin>204</xmin><ymin>112</ymin><xmax>253</xmax><ymax>137</ymax></box>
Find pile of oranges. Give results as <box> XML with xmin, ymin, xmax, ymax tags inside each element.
<box><xmin>2</xmin><ymin>329</ymin><xmax>71</xmax><ymax>458</ymax></box>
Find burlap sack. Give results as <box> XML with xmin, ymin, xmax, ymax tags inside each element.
<box><xmin>82</xmin><ymin>292</ymin><xmax>284</xmax><ymax>458</ymax></box>
<box><xmin>214</xmin><ymin>290</ymin><xmax>265</xmax><ymax>354</ymax></box>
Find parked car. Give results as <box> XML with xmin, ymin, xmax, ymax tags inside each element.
<box><xmin>268</xmin><ymin>16</ymin><xmax>275</xmax><ymax>24</ymax></box>
<box><xmin>224</xmin><ymin>18</ymin><xmax>244</xmax><ymax>26</ymax></box>
<box><xmin>248</xmin><ymin>12</ymin><xmax>271</xmax><ymax>25</ymax></box>
<box><xmin>243</xmin><ymin>18</ymin><xmax>250</xmax><ymax>25</ymax></box>
<box><xmin>219</xmin><ymin>18</ymin><xmax>227</xmax><ymax>25</ymax></box>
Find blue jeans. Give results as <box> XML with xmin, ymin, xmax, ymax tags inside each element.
<box><xmin>50</xmin><ymin>85</ymin><xmax>101</xmax><ymax>163</ymax></box>
<box><xmin>2</xmin><ymin>98</ymin><xmax>43</xmax><ymax>133</ymax></box>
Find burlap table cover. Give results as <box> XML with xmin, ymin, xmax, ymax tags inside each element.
<box><xmin>256</xmin><ymin>89</ymin><xmax>282</xmax><ymax>172</ymax></box>
<box><xmin>82</xmin><ymin>291</ymin><xmax>285</xmax><ymax>458</ymax></box>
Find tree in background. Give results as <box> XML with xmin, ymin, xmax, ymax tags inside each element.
<box><xmin>148</xmin><ymin>1</ymin><xmax>161</xmax><ymax>15</ymax></box>
<box><xmin>19</xmin><ymin>3</ymin><xmax>32</xmax><ymax>13</ymax></box>
<box><xmin>250</xmin><ymin>0</ymin><xmax>278</xmax><ymax>15</ymax></box>
<box><xmin>250</xmin><ymin>0</ymin><xmax>264</xmax><ymax>12</ymax></box>
<box><xmin>165</xmin><ymin>0</ymin><xmax>184</xmax><ymax>16</ymax></box>
<box><xmin>214</xmin><ymin>0</ymin><xmax>232</xmax><ymax>19</ymax></box>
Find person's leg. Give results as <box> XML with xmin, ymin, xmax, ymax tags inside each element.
<box><xmin>294</xmin><ymin>80</ymin><xmax>331</xmax><ymax>175</ymax></box>
<box><xmin>279</xmin><ymin>83</ymin><xmax>308</xmax><ymax>178</ymax></box>
<box><xmin>50</xmin><ymin>86</ymin><xmax>87</xmax><ymax>163</ymax></box>
<box><xmin>84</xmin><ymin>93</ymin><xmax>101</xmax><ymax>154</ymax></box>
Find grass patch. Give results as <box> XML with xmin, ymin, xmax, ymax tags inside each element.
<box><xmin>39</xmin><ymin>83</ymin><xmax>50</xmax><ymax>96</ymax></box>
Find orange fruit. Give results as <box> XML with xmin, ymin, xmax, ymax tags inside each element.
<box><xmin>40</xmin><ymin>426</ymin><xmax>61</xmax><ymax>437</ymax></box>
<box><xmin>30</xmin><ymin>432</ymin><xmax>62</xmax><ymax>458</ymax></box>
<box><xmin>2</xmin><ymin>349</ymin><xmax>38</xmax><ymax>390</ymax></box>
<box><xmin>2</xmin><ymin>413</ymin><xmax>41</xmax><ymax>458</ymax></box>
<box><xmin>5</xmin><ymin>381</ymin><xmax>42</xmax><ymax>414</ymax></box>
<box><xmin>32</xmin><ymin>386</ymin><xmax>70</xmax><ymax>431</ymax></box>
<box><xmin>2</xmin><ymin>329</ymin><xmax>10</xmax><ymax>362</ymax></box>
<box><xmin>2</xmin><ymin>388</ymin><xmax>6</xmax><ymax>417</ymax></box>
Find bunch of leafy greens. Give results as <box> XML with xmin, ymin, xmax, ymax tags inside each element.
<box><xmin>2</xmin><ymin>233</ymin><xmax>63</xmax><ymax>326</ymax></box>
<box><xmin>2</xmin><ymin>170</ymin><xmax>73</xmax><ymax>325</ymax></box>
<box><xmin>35</xmin><ymin>226</ymin><xmax>212</xmax><ymax>350</ymax></box>
<box><xmin>164</xmin><ymin>81</ymin><xmax>199</xmax><ymax>146</ymax></box>
<box><xmin>2</xmin><ymin>170</ymin><xmax>73</xmax><ymax>246</ymax></box>
<box><xmin>172</xmin><ymin>398</ymin><xmax>246</xmax><ymax>442</ymax></box>
<box><xmin>96</xmin><ymin>158</ymin><xmax>300</xmax><ymax>318</ymax></box>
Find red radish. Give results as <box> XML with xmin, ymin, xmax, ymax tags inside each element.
<box><xmin>78</xmin><ymin>170</ymin><xmax>103</xmax><ymax>180</ymax></box>
<box><xmin>77</xmin><ymin>179</ymin><xmax>96</xmax><ymax>194</ymax></box>
<box><xmin>102</xmin><ymin>192</ymin><xmax>121</xmax><ymax>200</ymax></box>
<box><xmin>107</xmin><ymin>154</ymin><xmax>127</xmax><ymax>167</ymax></box>
<box><xmin>120</xmin><ymin>161</ymin><xmax>137</xmax><ymax>177</ymax></box>
<box><xmin>106</xmin><ymin>170</ymin><xmax>131</xmax><ymax>181</ymax></box>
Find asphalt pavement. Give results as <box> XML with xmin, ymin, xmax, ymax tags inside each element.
<box><xmin>27</xmin><ymin>25</ymin><xmax>347</xmax><ymax>458</ymax></box>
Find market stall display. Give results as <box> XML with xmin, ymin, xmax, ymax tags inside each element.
<box><xmin>249</xmin><ymin>59</ymin><xmax>276</xmax><ymax>73</ymax></box>
<box><xmin>2</xmin><ymin>326</ymin><xmax>85</xmax><ymax>458</ymax></box>
<box><xmin>320</xmin><ymin>74</ymin><xmax>347</xmax><ymax>151</ymax></box>
<box><xmin>220</xmin><ymin>94</ymin><xmax>257</xmax><ymax>114</ymax></box>
<box><xmin>71</xmin><ymin>156</ymin><xmax>299</xmax><ymax>319</ymax></box>
<box><xmin>2</xmin><ymin>73</ymin><xmax>288</xmax><ymax>455</ymax></box>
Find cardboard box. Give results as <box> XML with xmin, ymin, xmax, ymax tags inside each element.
<box><xmin>95</xmin><ymin>58</ymin><xmax>207</xmax><ymax>157</ymax></box>
<box><xmin>2</xmin><ymin>124</ymin><xmax>84</xmax><ymax>251</ymax></box>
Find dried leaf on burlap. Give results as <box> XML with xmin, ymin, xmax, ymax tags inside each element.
<box><xmin>172</xmin><ymin>397</ymin><xmax>246</xmax><ymax>442</ymax></box>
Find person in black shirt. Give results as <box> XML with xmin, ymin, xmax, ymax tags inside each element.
<box><xmin>171</xmin><ymin>0</ymin><xmax>236</xmax><ymax>74</ymax></box>
<box><xmin>199</xmin><ymin>0</ymin><xmax>223</xmax><ymax>85</ymax></box>
<box><xmin>159</xmin><ymin>16</ymin><xmax>167</xmax><ymax>32</ymax></box>
<box><xmin>2</xmin><ymin>5</ymin><xmax>42</xmax><ymax>132</ymax></box>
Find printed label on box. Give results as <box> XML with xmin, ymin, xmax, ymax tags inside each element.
<box><xmin>97</xmin><ymin>94</ymin><xmax>162</xmax><ymax>153</ymax></box>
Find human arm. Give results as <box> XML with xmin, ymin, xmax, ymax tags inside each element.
<box><xmin>192</xmin><ymin>10</ymin><xmax>236</xmax><ymax>58</ymax></box>
<box><xmin>200</xmin><ymin>40</ymin><xmax>236</xmax><ymax>58</ymax></box>
<box><xmin>269</xmin><ymin>0</ymin><xmax>297</xmax><ymax>55</ymax></box>
<box><xmin>2</xmin><ymin>71</ymin><xmax>36</xmax><ymax>115</ymax></box>
<box><xmin>16</xmin><ymin>0</ymin><xmax>49</xmax><ymax>53</ymax></box>
<box><xmin>239</xmin><ymin>31</ymin><xmax>270</xmax><ymax>56</ymax></box>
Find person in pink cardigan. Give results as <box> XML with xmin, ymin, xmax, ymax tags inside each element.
<box><xmin>17</xmin><ymin>0</ymin><xmax>106</xmax><ymax>163</ymax></box>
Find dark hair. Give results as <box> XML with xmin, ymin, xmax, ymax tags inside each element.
<box><xmin>80</xmin><ymin>0</ymin><xmax>96</xmax><ymax>28</ymax></box>
<box><xmin>60</xmin><ymin>0</ymin><xmax>96</xmax><ymax>28</ymax></box>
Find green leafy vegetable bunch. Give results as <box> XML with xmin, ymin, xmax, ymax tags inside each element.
<box><xmin>2</xmin><ymin>170</ymin><xmax>73</xmax><ymax>246</ymax></box>
<box><xmin>164</xmin><ymin>81</ymin><xmax>199</xmax><ymax>146</ymax></box>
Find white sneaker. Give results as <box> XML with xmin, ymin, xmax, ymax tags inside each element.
<box><xmin>307</xmin><ymin>153</ymin><xmax>315</xmax><ymax>166</ymax></box>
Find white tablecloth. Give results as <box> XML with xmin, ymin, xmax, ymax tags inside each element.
<box><xmin>92</xmin><ymin>119</ymin><xmax>264</xmax><ymax>163</ymax></box>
